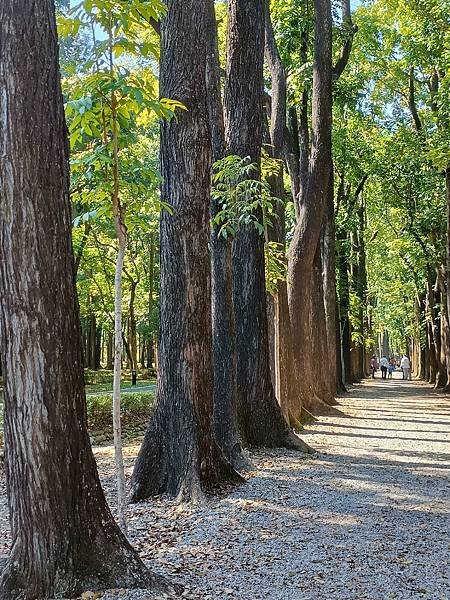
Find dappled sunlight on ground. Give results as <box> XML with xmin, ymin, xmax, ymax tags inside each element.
<box><xmin>0</xmin><ymin>374</ymin><xmax>449</xmax><ymax>599</ymax></box>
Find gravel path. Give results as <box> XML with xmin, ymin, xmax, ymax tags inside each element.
<box><xmin>1</xmin><ymin>375</ymin><xmax>449</xmax><ymax>599</ymax></box>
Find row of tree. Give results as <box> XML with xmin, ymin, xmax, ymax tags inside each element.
<box><xmin>0</xmin><ymin>0</ymin><xmax>448</xmax><ymax>597</ymax></box>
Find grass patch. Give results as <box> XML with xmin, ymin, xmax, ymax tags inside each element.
<box><xmin>84</xmin><ymin>368</ymin><xmax>156</xmax><ymax>386</ymax></box>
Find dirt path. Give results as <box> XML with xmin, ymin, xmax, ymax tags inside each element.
<box><xmin>1</xmin><ymin>376</ymin><xmax>449</xmax><ymax>599</ymax></box>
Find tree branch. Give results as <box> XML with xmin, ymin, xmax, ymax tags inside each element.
<box><xmin>408</xmin><ymin>67</ymin><xmax>423</xmax><ymax>132</ymax></box>
<box><xmin>332</xmin><ymin>0</ymin><xmax>358</xmax><ymax>81</ymax></box>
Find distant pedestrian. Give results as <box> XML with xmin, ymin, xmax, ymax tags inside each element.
<box><xmin>370</xmin><ymin>355</ymin><xmax>378</xmax><ymax>379</ymax></box>
<box><xmin>388</xmin><ymin>357</ymin><xmax>396</xmax><ymax>379</ymax></box>
<box><xmin>380</xmin><ymin>356</ymin><xmax>389</xmax><ymax>379</ymax></box>
<box><xmin>400</xmin><ymin>355</ymin><xmax>411</xmax><ymax>380</ymax></box>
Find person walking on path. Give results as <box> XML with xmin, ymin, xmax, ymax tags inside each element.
<box><xmin>400</xmin><ymin>355</ymin><xmax>411</xmax><ymax>380</ymax></box>
<box><xmin>380</xmin><ymin>356</ymin><xmax>389</xmax><ymax>380</ymax></box>
<box><xmin>388</xmin><ymin>357</ymin><xmax>396</xmax><ymax>379</ymax></box>
<box><xmin>370</xmin><ymin>355</ymin><xmax>378</xmax><ymax>379</ymax></box>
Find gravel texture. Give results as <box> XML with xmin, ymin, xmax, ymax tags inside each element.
<box><xmin>1</xmin><ymin>374</ymin><xmax>449</xmax><ymax>600</ymax></box>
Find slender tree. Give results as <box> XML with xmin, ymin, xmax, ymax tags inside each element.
<box><xmin>131</xmin><ymin>0</ymin><xmax>242</xmax><ymax>502</ymax></box>
<box><xmin>0</xmin><ymin>1</ymin><xmax>175</xmax><ymax>597</ymax></box>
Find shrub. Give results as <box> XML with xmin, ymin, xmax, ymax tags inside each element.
<box><xmin>86</xmin><ymin>391</ymin><xmax>155</xmax><ymax>431</ymax></box>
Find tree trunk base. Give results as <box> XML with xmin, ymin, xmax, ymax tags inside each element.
<box><xmin>322</xmin><ymin>392</ymin><xmax>339</xmax><ymax>406</ymax></box>
<box><xmin>0</xmin><ymin>545</ymin><xmax>179</xmax><ymax>600</ymax></box>
<box><xmin>131</xmin><ymin>414</ymin><xmax>244</xmax><ymax>503</ymax></box>
<box><xmin>282</xmin><ymin>431</ymin><xmax>315</xmax><ymax>454</ymax></box>
<box><xmin>310</xmin><ymin>396</ymin><xmax>346</xmax><ymax>417</ymax></box>
<box><xmin>229</xmin><ymin>444</ymin><xmax>254</xmax><ymax>472</ymax></box>
<box><xmin>300</xmin><ymin>406</ymin><xmax>319</xmax><ymax>425</ymax></box>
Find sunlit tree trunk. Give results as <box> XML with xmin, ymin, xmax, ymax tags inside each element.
<box><xmin>0</xmin><ymin>1</ymin><xmax>174</xmax><ymax>596</ymax></box>
<box><xmin>288</xmin><ymin>0</ymin><xmax>333</xmax><ymax>413</ymax></box>
<box><xmin>131</xmin><ymin>0</ymin><xmax>243</xmax><ymax>503</ymax></box>
<box><xmin>224</xmin><ymin>0</ymin><xmax>308</xmax><ymax>450</ymax></box>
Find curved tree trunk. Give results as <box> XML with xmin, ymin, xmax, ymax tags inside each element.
<box><xmin>0</xmin><ymin>2</ymin><xmax>174</xmax><ymax>597</ymax></box>
<box><xmin>130</xmin><ymin>0</ymin><xmax>242</xmax><ymax>503</ymax></box>
<box><xmin>288</xmin><ymin>0</ymin><xmax>333</xmax><ymax>410</ymax></box>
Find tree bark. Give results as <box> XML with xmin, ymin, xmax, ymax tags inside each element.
<box><xmin>288</xmin><ymin>0</ymin><xmax>333</xmax><ymax>412</ymax></box>
<box><xmin>106</xmin><ymin>329</ymin><xmax>114</xmax><ymax>370</ymax></box>
<box><xmin>264</xmin><ymin>0</ymin><xmax>309</xmax><ymax>426</ymax></box>
<box><xmin>127</xmin><ymin>279</ymin><xmax>138</xmax><ymax>371</ymax></box>
<box><xmin>109</xmin><ymin>25</ymin><xmax>128</xmax><ymax>532</ymax></box>
<box><xmin>206</xmin><ymin>0</ymin><xmax>248</xmax><ymax>470</ymax></box>
<box><xmin>321</xmin><ymin>169</ymin><xmax>339</xmax><ymax>398</ymax></box>
<box><xmin>224</xmin><ymin>0</ymin><xmax>308</xmax><ymax>450</ymax></box>
<box><xmin>147</xmin><ymin>232</ymin><xmax>155</xmax><ymax>369</ymax></box>
<box><xmin>0</xmin><ymin>1</ymin><xmax>174</xmax><ymax>596</ymax></box>
<box><xmin>131</xmin><ymin>0</ymin><xmax>243</xmax><ymax>503</ymax></box>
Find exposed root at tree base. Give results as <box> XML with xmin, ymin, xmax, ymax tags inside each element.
<box><xmin>309</xmin><ymin>396</ymin><xmax>346</xmax><ymax>417</ymax></box>
<box><xmin>300</xmin><ymin>406</ymin><xmax>319</xmax><ymax>425</ymax></box>
<box><xmin>282</xmin><ymin>431</ymin><xmax>315</xmax><ymax>454</ymax></box>
<box><xmin>0</xmin><ymin>559</ymin><xmax>179</xmax><ymax>600</ymax></box>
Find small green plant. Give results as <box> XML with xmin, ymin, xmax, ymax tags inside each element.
<box><xmin>212</xmin><ymin>154</ymin><xmax>288</xmax><ymax>293</ymax></box>
<box><xmin>265</xmin><ymin>241</ymin><xmax>288</xmax><ymax>295</ymax></box>
<box><xmin>212</xmin><ymin>155</ymin><xmax>280</xmax><ymax>238</ymax></box>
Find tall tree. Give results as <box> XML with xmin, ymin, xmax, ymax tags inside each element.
<box><xmin>288</xmin><ymin>0</ymin><xmax>333</xmax><ymax>411</ymax></box>
<box><xmin>224</xmin><ymin>0</ymin><xmax>309</xmax><ymax>450</ymax></box>
<box><xmin>206</xmin><ymin>1</ymin><xmax>249</xmax><ymax>470</ymax></box>
<box><xmin>131</xmin><ymin>0</ymin><xmax>242</xmax><ymax>503</ymax></box>
<box><xmin>0</xmin><ymin>1</ymin><xmax>174</xmax><ymax>597</ymax></box>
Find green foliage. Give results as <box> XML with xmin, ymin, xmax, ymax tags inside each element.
<box><xmin>265</xmin><ymin>242</ymin><xmax>288</xmax><ymax>294</ymax></box>
<box><xmin>212</xmin><ymin>155</ymin><xmax>281</xmax><ymax>238</ymax></box>
<box><xmin>86</xmin><ymin>391</ymin><xmax>154</xmax><ymax>430</ymax></box>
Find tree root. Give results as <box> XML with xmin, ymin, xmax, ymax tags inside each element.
<box><xmin>0</xmin><ymin>555</ymin><xmax>180</xmax><ymax>600</ymax></box>
<box><xmin>282</xmin><ymin>431</ymin><xmax>315</xmax><ymax>454</ymax></box>
<box><xmin>300</xmin><ymin>406</ymin><xmax>319</xmax><ymax>425</ymax></box>
<box><xmin>310</xmin><ymin>396</ymin><xmax>346</xmax><ymax>417</ymax></box>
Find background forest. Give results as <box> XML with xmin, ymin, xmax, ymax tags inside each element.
<box><xmin>60</xmin><ymin>0</ymin><xmax>450</xmax><ymax>390</ymax></box>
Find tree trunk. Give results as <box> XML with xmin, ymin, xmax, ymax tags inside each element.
<box><xmin>112</xmin><ymin>237</ymin><xmax>127</xmax><ymax>531</ymax></box>
<box><xmin>131</xmin><ymin>0</ymin><xmax>242</xmax><ymax>503</ymax></box>
<box><xmin>337</xmin><ymin>226</ymin><xmax>352</xmax><ymax>384</ymax></box>
<box><xmin>445</xmin><ymin>165</ymin><xmax>450</xmax><ymax>388</ymax></box>
<box><xmin>147</xmin><ymin>232</ymin><xmax>155</xmax><ymax>370</ymax></box>
<box><xmin>106</xmin><ymin>329</ymin><xmax>114</xmax><ymax>370</ymax></box>
<box><xmin>95</xmin><ymin>324</ymin><xmax>102</xmax><ymax>369</ymax></box>
<box><xmin>288</xmin><ymin>0</ymin><xmax>333</xmax><ymax>411</ymax></box>
<box><xmin>206</xmin><ymin>0</ymin><xmax>248</xmax><ymax>470</ymax></box>
<box><xmin>0</xmin><ymin>2</ymin><xmax>174</xmax><ymax>596</ymax></box>
<box><xmin>321</xmin><ymin>170</ymin><xmax>339</xmax><ymax>397</ymax></box>
<box><xmin>128</xmin><ymin>280</ymin><xmax>138</xmax><ymax>371</ymax></box>
<box><xmin>224</xmin><ymin>0</ymin><xmax>307</xmax><ymax>450</ymax></box>
<box><xmin>264</xmin><ymin>0</ymin><xmax>310</xmax><ymax>427</ymax></box>
<box><xmin>109</xmin><ymin>26</ymin><xmax>128</xmax><ymax>532</ymax></box>
<box><xmin>426</xmin><ymin>277</ymin><xmax>438</xmax><ymax>384</ymax></box>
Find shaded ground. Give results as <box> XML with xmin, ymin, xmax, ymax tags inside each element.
<box><xmin>1</xmin><ymin>375</ymin><xmax>449</xmax><ymax>599</ymax></box>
